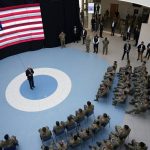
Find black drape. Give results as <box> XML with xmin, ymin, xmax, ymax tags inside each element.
<box><xmin>0</xmin><ymin>0</ymin><xmax>82</xmax><ymax>59</ymax></box>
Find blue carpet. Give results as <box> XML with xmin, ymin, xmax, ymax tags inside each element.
<box><xmin>0</xmin><ymin>48</ymin><xmax>126</xmax><ymax>150</ymax></box>
<box><xmin>20</xmin><ymin>75</ymin><xmax>58</xmax><ymax>100</ymax></box>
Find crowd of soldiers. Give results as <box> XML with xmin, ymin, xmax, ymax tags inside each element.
<box><xmin>126</xmin><ymin>62</ymin><xmax>150</xmax><ymax>114</ymax></box>
<box><xmin>95</xmin><ymin>61</ymin><xmax>117</xmax><ymax>101</ymax></box>
<box><xmin>112</xmin><ymin>61</ymin><xmax>132</xmax><ymax>105</ymax></box>
<box><xmin>0</xmin><ymin>134</ymin><xmax>18</xmax><ymax>150</ymax></box>
<box><xmin>125</xmin><ymin>139</ymin><xmax>148</xmax><ymax>150</ymax></box>
<box><xmin>89</xmin><ymin>124</ymin><xmax>131</xmax><ymax>150</ymax></box>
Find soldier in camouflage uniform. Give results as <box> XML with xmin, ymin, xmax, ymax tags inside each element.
<box><xmin>86</xmin><ymin>35</ymin><xmax>91</xmax><ymax>53</ymax></box>
<box><xmin>59</xmin><ymin>32</ymin><xmax>66</xmax><ymax>48</ymax></box>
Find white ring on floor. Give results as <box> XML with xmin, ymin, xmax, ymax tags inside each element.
<box><xmin>5</xmin><ymin>68</ymin><xmax>72</xmax><ymax>112</ymax></box>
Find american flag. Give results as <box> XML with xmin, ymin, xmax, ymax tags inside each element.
<box><xmin>0</xmin><ymin>3</ymin><xmax>44</xmax><ymax>49</ymax></box>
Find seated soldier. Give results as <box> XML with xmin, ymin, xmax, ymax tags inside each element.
<box><xmin>75</xmin><ymin>108</ymin><xmax>85</xmax><ymax>122</ymax></box>
<box><xmin>96</xmin><ymin>133</ymin><xmax>122</xmax><ymax>150</ymax></box>
<box><xmin>112</xmin><ymin>91</ymin><xmax>127</xmax><ymax>105</ymax></box>
<box><xmin>39</xmin><ymin>126</ymin><xmax>52</xmax><ymax>140</ymax></box>
<box><xmin>97</xmin><ymin>113</ymin><xmax>110</xmax><ymax>127</ymax></box>
<box><xmin>78</xmin><ymin>128</ymin><xmax>93</xmax><ymax>140</ymax></box>
<box><xmin>109</xmin><ymin>133</ymin><xmax>124</xmax><ymax>149</ymax></box>
<box><xmin>103</xmin><ymin>78</ymin><xmax>113</xmax><ymax>88</ymax></box>
<box><xmin>104</xmin><ymin>72</ymin><xmax>114</xmax><ymax>80</ymax></box>
<box><xmin>125</xmin><ymin>139</ymin><xmax>147</xmax><ymax>150</ymax></box>
<box><xmin>96</xmin><ymin>140</ymin><xmax>113</xmax><ymax>150</ymax></box>
<box><xmin>114</xmin><ymin>125</ymin><xmax>131</xmax><ymax>139</ymax></box>
<box><xmin>68</xmin><ymin>135</ymin><xmax>82</xmax><ymax>147</ymax></box>
<box><xmin>84</xmin><ymin>101</ymin><xmax>94</xmax><ymax>115</ymax></box>
<box><xmin>65</xmin><ymin>115</ymin><xmax>76</xmax><ymax>129</ymax></box>
<box><xmin>126</xmin><ymin>99</ymin><xmax>150</xmax><ymax>114</ymax></box>
<box><xmin>99</xmin><ymin>84</ymin><xmax>109</xmax><ymax>95</ymax></box>
<box><xmin>53</xmin><ymin>121</ymin><xmax>65</xmax><ymax>134</ymax></box>
<box><xmin>0</xmin><ymin>140</ymin><xmax>4</xmax><ymax>149</ymax></box>
<box><xmin>95</xmin><ymin>84</ymin><xmax>109</xmax><ymax>101</ymax></box>
<box><xmin>56</xmin><ymin>140</ymin><xmax>68</xmax><ymax>150</ymax></box>
<box><xmin>2</xmin><ymin>134</ymin><xmax>18</xmax><ymax>149</ymax></box>
<box><xmin>90</xmin><ymin>120</ymin><xmax>101</xmax><ymax>133</ymax></box>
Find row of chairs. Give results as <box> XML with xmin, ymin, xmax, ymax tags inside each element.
<box><xmin>89</xmin><ymin>124</ymin><xmax>131</xmax><ymax>150</ymax></box>
<box><xmin>95</xmin><ymin>61</ymin><xmax>117</xmax><ymax>101</ymax></box>
<box><xmin>40</xmin><ymin>113</ymin><xmax>110</xmax><ymax>150</ymax></box>
<box><xmin>39</xmin><ymin>101</ymin><xmax>95</xmax><ymax>144</ymax></box>
<box><xmin>126</xmin><ymin>63</ymin><xmax>150</xmax><ymax>114</ymax></box>
<box><xmin>112</xmin><ymin>65</ymin><xmax>132</xmax><ymax>105</ymax></box>
<box><xmin>0</xmin><ymin>135</ymin><xmax>18</xmax><ymax>150</ymax></box>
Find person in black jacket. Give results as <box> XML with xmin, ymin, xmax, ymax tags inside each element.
<box><xmin>82</xmin><ymin>28</ymin><xmax>87</xmax><ymax>44</ymax></box>
<box><xmin>122</xmin><ymin>41</ymin><xmax>131</xmax><ymax>60</ymax></box>
<box><xmin>26</xmin><ymin>67</ymin><xmax>35</xmax><ymax>90</ymax></box>
<box><xmin>73</xmin><ymin>26</ymin><xmax>79</xmax><ymax>43</ymax></box>
<box><xmin>111</xmin><ymin>20</ymin><xmax>116</xmax><ymax>36</ymax></box>
<box><xmin>99</xmin><ymin>21</ymin><xmax>104</xmax><ymax>38</ymax></box>
<box><xmin>137</xmin><ymin>41</ymin><xmax>146</xmax><ymax>62</ymax></box>
<box><xmin>145</xmin><ymin>43</ymin><xmax>150</xmax><ymax>60</ymax></box>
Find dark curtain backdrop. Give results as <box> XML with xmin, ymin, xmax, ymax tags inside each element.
<box><xmin>0</xmin><ymin>0</ymin><xmax>82</xmax><ymax>59</ymax></box>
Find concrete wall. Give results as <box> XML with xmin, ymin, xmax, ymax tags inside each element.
<box><xmin>138</xmin><ymin>23</ymin><xmax>150</xmax><ymax>46</ymax></box>
<box><xmin>101</xmin><ymin>0</ymin><xmax>144</xmax><ymax>19</ymax></box>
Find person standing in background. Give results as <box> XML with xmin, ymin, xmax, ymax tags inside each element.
<box><xmin>86</xmin><ymin>35</ymin><xmax>91</xmax><ymax>53</ymax></box>
<box><xmin>59</xmin><ymin>31</ymin><xmax>66</xmax><ymax>48</ymax></box>
<box><xmin>99</xmin><ymin>21</ymin><xmax>104</xmax><ymax>38</ymax></box>
<box><xmin>82</xmin><ymin>28</ymin><xmax>87</xmax><ymax>44</ymax></box>
<box><xmin>93</xmin><ymin>34</ymin><xmax>99</xmax><ymax>54</ymax></box>
<box><xmin>126</xmin><ymin>25</ymin><xmax>131</xmax><ymax>40</ymax></box>
<box><xmin>137</xmin><ymin>41</ymin><xmax>146</xmax><ymax>62</ymax></box>
<box><xmin>122</xmin><ymin>40</ymin><xmax>131</xmax><ymax>60</ymax></box>
<box><xmin>73</xmin><ymin>26</ymin><xmax>79</xmax><ymax>43</ymax></box>
<box><xmin>26</xmin><ymin>67</ymin><xmax>35</xmax><ymax>90</ymax></box>
<box><xmin>111</xmin><ymin>20</ymin><xmax>116</xmax><ymax>36</ymax></box>
<box><xmin>145</xmin><ymin>43</ymin><xmax>150</xmax><ymax>60</ymax></box>
<box><xmin>134</xmin><ymin>28</ymin><xmax>140</xmax><ymax>46</ymax></box>
<box><xmin>102</xmin><ymin>37</ymin><xmax>109</xmax><ymax>55</ymax></box>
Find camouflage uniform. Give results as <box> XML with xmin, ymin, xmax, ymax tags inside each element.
<box><xmin>86</xmin><ymin>35</ymin><xmax>91</xmax><ymax>52</ymax></box>
<box><xmin>59</xmin><ymin>32</ymin><xmax>66</xmax><ymax>48</ymax></box>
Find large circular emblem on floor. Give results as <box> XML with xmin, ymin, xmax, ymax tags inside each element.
<box><xmin>5</xmin><ymin>68</ymin><xmax>72</xmax><ymax>112</ymax></box>
<box><xmin>20</xmin><ymin>75</ymin><xmax>58</xmax><ymax>100</ymax></box>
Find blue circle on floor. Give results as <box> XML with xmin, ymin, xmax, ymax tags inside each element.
<box><xmin>20</xmin><ymin>75</ymin><xmax>58</xmax><ymax>100</ymax></box>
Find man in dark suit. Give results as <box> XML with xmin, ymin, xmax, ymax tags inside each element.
<box><xmin>122</xmin><ymin>41</ymin><xmax>131</xmax><ymax>60</ymax></box>
<box><xmin>73</xmin><ymin>26</ymin><xmax>79</xmax><ymax>43</ymax></box>
<box><xmin>93</xmin><ymin>34</ymin><xmax>99</xmax><ymax>53</ymax></box>
<box><xmin>111</xmin><ymin>20</ymin><xmax>116</xmax><ymax>36</ymax></box>
<box><xmin>126</xmin><ymin>25</ymin><xmax>131</xmax><ymax>40</ymax></box>
<box><xmin>145</xmin><ymin>43</ymin><xmax>150</xmax><ymax>60</ymax></box>
<box><xmin>82</xmin><ymin>28</ymin><xmax>87</xmax><ymax>44</ymax></box>
<box><xmin>26</xmin><ymin>67</ymin><xmax>35</xmax><ymax>90</ymax></box>
<box><xmin>99</xmin><ymin>21</ymin><xmax>104</xmax><ymax>38</ymax></box>
<box><xmin>134</xmin><ymin>28</ymin><xmax>140</xmax><ymax>46</ymax></box>
<box><xmin>137</xmin><ymin>41</ymin><xmax>146</xmax><ymax>62</ymax></box>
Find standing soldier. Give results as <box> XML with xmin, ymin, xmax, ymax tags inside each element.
<box><xmin>86</xmin><ymin>35</ymin><xmax>91</xmax><ymax>53</ymax></box>
<box><xmin>102</xmin><ymin>37</ymin><xmax>109</xmax><ymax>55</ymax></box>
<box><xmin>59</xmin><ymin>32</ymin><xmax>66</xmax><ymax>48</ymax></box>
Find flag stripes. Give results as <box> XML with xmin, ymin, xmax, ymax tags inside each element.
<box><xmin>0</xmin><ymin>4</ymin><xmax>44</xmax><ymax>49</ymax></box>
